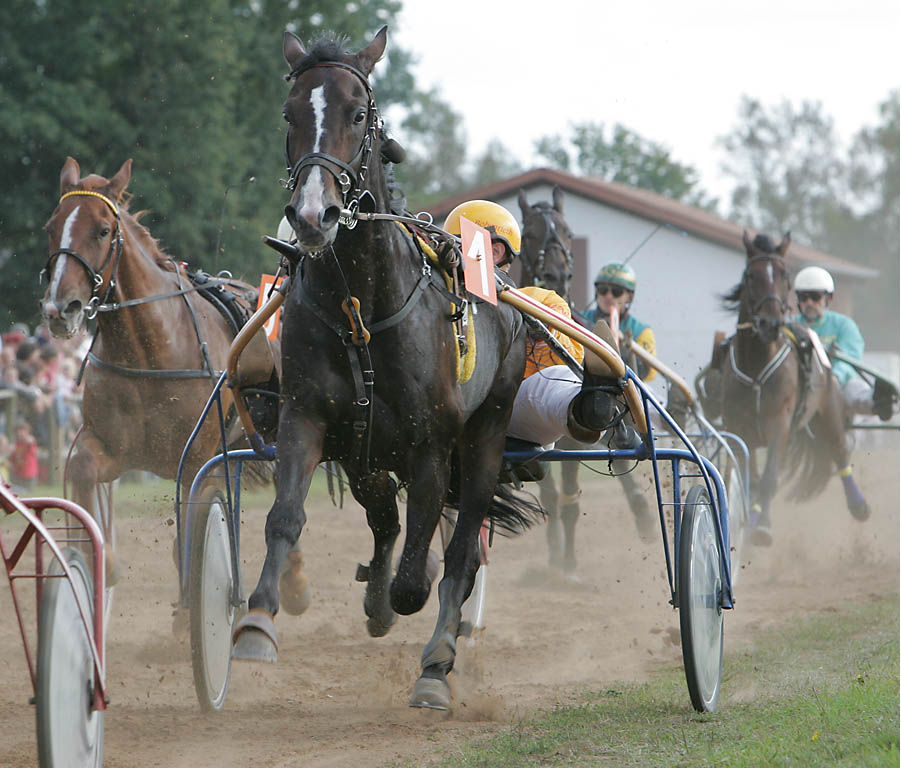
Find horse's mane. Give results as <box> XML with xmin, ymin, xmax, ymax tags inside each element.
<box><xmin>78</xmin><ymin>176</ymin><xmax>176</xmax><ymax>273</ymax></box>
<box><xmin>286</xmin><ymin>33</ymin><xmax>353</xmax><ymax>80</ymax></box>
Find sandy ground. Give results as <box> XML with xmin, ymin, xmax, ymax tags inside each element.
<box><xmin>1</xmin><ymin>441</ymin><xmax>897</xmax><ymax>767</ymax></box>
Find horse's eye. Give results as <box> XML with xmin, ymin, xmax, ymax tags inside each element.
<box><xmin>283</xmin><ymin>111</ymin><xmax>290</xmax><ymax>123</ymax></box>
<box><xmin>99</xmin><ymin>227</ymin><xmax>110</xmax><ymax>238</ymax></box>
<box><xmin>353</xmin><ymin>109</ymin><xmax>366</xmax><ymax>124</ymax></box>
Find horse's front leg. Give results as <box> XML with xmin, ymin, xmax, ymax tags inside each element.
<box><xmin>816</xmin><ymin>384</ymin><xmax>870</xmax><ymax>520</ymax></box>
<box><xmin>67</xmin><ymin>431</ymin><xmax>121</xmax><ymax>583</ymax></box>
<box><xmin>345</xmin><ymin>469</ymin><xmax>401</xmax><ymax>637</ymax></box>
<box><xmin>232</xmin><ymin>410</ymin><xmax>323</xmax><ymax>662</ymax></box>
<box><xmin>410</xmin><ymin>431</ymin><xmax>504</xmax><ymax>710</ymax></box>
<box><xmin>751</xmin><ymin>419</ymin><xmax>790</xmax><ymax>547</ymax></box>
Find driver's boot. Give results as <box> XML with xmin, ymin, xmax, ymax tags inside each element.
<box><xmin>566</xmin><ymin>319</ymin><xmax>619</xmax><ymax>443</ymax></box>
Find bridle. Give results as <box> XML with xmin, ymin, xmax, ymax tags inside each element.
<box><xmin>42</xmin><ymin>190</ymin><xmax>124</xmax><ymax>320</ymax></box>
<box><xmin>522</xmin><ymin>206</ymin><xmax>573</xmax><ymax>289</ymax></box>
<box><xmin>283</xmin><ymin>60</ymin><xmax>380</xmax><ymax>230</ymax></box>
<box><xmin>736</xmin><ymin>254</ymin><xmax>790</xmax><ymax>335</ymax></box>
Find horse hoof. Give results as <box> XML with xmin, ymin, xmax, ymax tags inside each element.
<box><xmin>409</xmin><ymin>676</ymin><xmax>450</xmax><ymax>710</ymax></box>
<box><xmin>366</xmin><ymin>613</ymin><xmax>397</xmax><ymax>638</ymax></box>
<box><xmin>278</xmin><ymin>565</ymin><xmax>312</xmax><ymax>616</ymax></box>
<box><xmin>849</xmin><ymin>500</ymin><xmax>871</xmax><ymax>522</ymax></box>
<box><xmin>232</xmin><ymin>610</ymin><xmax>278</xmax><ymax>663</ymax></box>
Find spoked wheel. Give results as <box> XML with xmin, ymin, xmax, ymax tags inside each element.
<box><xmin>36</xmin><ymin>547</ymin><xmax>104</xmax><ymax>768</ymax></box>
<box><xmin>678</xmin><ymin>485</ymin><xmax>724</xmax><ymax>713</ymax></box>
<box><xmin>438</xmin><ymin>509</ymin><xmax>489</xmax><ymax>635</ymax></box>
<box><xmin>189</xmin><ymin>488</ymin><xmax>236</xmax><ymax>712</ymax></box>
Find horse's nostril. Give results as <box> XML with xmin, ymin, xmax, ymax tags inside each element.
<box><xmin>64</xmin><ymin>299</ymin><xmax>83</xmax><ymax>317</ymax></box>
<box><xmin>320</xmin><ymin>206</ymin><xmax>341</xmax><ymax>229</ymax></box>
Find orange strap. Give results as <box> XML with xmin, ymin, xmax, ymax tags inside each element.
<box><xmin>341</xmin><ymin>296</ymin><xmax>371</xmax><ymax>345</ymax></box>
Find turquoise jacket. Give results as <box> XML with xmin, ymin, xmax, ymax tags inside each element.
<box><xmin>792</xmin><ymin>309</ymin><xmax>864</xmax><ymax>386</ymax></box>
<box><xmin>584</xmin><ymin>308</ymin><xmax>656</xmax><ymax>381</ymax></box>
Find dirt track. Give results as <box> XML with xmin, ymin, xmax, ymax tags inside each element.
<box><xmin>1</xmin><ymin>441</ymin><xmax>897</xmax><ymax>767</ymax></box>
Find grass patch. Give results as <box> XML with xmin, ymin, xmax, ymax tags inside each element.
<box><xmin>420</xmin><ymin>596</ymin><xmax>899</xmax><ymax>767</ymax></box>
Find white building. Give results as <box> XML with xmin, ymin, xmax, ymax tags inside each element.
<box><xmin>428</xmin><ymin>168</ymin><xmax>880</xmax><ymax>384</ymax></box>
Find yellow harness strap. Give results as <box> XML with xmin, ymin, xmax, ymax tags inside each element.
<box><xmin>395</xmin><ymin>222</ymin><xmax>476</xmax><ymax>383</ymax></box>
<box><xmin>58</xmin><ymin>190</ymin><xmax>120</xmax><ymax>217</ymax></box>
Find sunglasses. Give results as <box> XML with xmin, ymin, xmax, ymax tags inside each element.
<box><xmin>797</xmin><ymin>291</ymin><xmax>826</xmax><ymax>303</ymax></box>
<box><xmin>596</xmin><ymin>284</ymin><xmax>626</xmax><ymax>298</ymax></box>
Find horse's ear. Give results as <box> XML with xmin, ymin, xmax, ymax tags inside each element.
<box><xmin>357</xmin><ymin>25</ymin><xmax>387</xmax><ymax>76</ymax></box>
<box><xmin>742</xmin><ymin>229</ymin><xmax>754</xmax><ymax>256</ymax></box>
<box><xmin>777</xmin><ymin>230</ymin><xmax>791</xmax><ymax>256</ymax></box>
<box><xmin>60</xmin><ymin>157</ymin><xmax>81</xmax><ymax>194</ymax></box>
<box><xmin>283</xmin><ymin>30</ymin><xmax>307</xmax><ymax>72</ymax></box>
<box><xmin>552</xmin><ymin>185</ymin><xmax>564</xmax><ymax>214</ymax></box>
<box><xmin>517</xmin><ymin>189</ymin><xmax>530</xmax><ymax>219</ymax></box>
<box><xmin>107</xmin><ymin>159</ymin><xmax>132</xmax><ymax>201</ymax></box>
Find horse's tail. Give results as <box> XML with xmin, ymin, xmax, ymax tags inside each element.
<box><xmin>444</xmin><ymin>452</ymin><xmax>546</xmax><ymax>536</ymax></box>
<box><xmin>784</xmin><ymin>425</ymin><xmax>833</xmax><ymax>501</ymax></box>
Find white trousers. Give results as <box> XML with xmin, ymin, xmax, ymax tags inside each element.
<box><xmin>841</xmin><ymin>375</ymin><xmax>873</xmax><ymax>415</ymax></box>
<box><xmin>507</xmin><ymin>365</ymin><xmax>581</xmax><ymax>448</ymax></box>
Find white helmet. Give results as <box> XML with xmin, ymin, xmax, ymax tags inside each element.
<box><xmin>794</xmin><ymin>266</ymin><xmax>834</xmax><ymax>294</ymax></box>
<box><xmin>277</xmin><ymin>216</ymin><xmax>296</xmax><ymax>244</ymax></box>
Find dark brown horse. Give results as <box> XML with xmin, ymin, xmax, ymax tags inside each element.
<box><xmin>516</xmin><ymin>187</ymin><xmax>653</xmax><ymax>574</ymax></box>
<box><xmin>231</xmin><ymin>27</ymin><xmax>533</xmax><ymax>711</ymax></box>
<box><xmin>720</xmin><ymin>231</ymin><xmax>868</xmax><ymax>544</ymax></box>
<box><xmin>40</xmin><ymin>157</ymin><xmax>276</xmax><ymax>578</ymax></box>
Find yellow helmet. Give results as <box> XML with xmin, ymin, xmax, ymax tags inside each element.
<box><xmin>443</xmin><ymin>200</ymin><xmax>521</xmax><ymax>259</ymax></box>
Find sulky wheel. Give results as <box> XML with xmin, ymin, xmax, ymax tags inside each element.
<box><xmin>189</xmin><ymin>488</ymin><xmax>236</xmax><ymax>712</ymax></box>
<box><xmin>678</xmin><ymin>485</ymin><xmax>724</xmax><ymax>713</ymax></box>
<box><xmin>36</xmin><ymin>547</ymin><xmax>104</xmax><ymax>768</ymax></box>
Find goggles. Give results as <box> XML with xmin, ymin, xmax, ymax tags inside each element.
<box><xmin>797</xmin><ymin>291</ymin><xmax>826</xmax><ymax>303</ymax></box>
<box><xmin>596</xmin><ymin>284</ymin><xmax>626</xmax><ymax>298</ymax></box>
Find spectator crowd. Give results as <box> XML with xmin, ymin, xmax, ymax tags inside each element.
<box><xmin>1</xmin><ymin>322</ymin><xmax>87</xmax><ymax>490</ymax></box>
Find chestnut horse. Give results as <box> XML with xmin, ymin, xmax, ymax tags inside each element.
<box><xmin>720</xmin><ymin>231</ymin><xmax>869</xmax><ymax>544</ymax></box>
<box><xmin>40</xmin><ymin>157</ymin><xmax>276</xmax><ymax>579</ymax></box>
<box><xmin>231</xmin><ymin>27</ymin><xmax>533</xmax><ymax>711</ymax></box>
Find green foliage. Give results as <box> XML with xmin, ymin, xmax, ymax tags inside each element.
<box><xmin>418</xmin><ymin>596</ymin><xmax>899</xmax><ymax>767</ymax></box>
<box><xmin>535</xmin><ymin>122</ymin><xmax>717</xmax><ymax>211</ymax></box>
<box><xmin>718</xmin><ymin>92</ymin><xmax>899</xmax><ymax>349</ymax></box>
<box><xmin>0</xmin><ymin>0</ymin><xmax>465</xmax><ymax>331</ymax></box>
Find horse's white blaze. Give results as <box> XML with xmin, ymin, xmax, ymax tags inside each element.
<box><xmin>298</xmin><ymin>86</ymin><xmax>328</xmax><ymax>225</ymax></box>
<box><xmin>49</xmin><ymin>205</ymin><xmax>80</xmax><ymax>302</ymax></box>
<box><xmin>766</xmin><ymin>262</ymin><xmax>773</xmax><ymax>283</ymax></box>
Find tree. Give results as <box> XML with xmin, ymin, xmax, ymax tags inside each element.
<box><xmin>0</xmin><ymin>0</ymin><xmax>461</xmax><ymax>330</ymax></box>
<box><xmin>535</xmin><ymin>122</ymin><xmax>716</xmax><ymax>210</ymax></box>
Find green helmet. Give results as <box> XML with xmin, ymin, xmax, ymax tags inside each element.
<box><xmin>594</xmin><ymin>262</ymin><xmax>636</xmax><ymax>292</ymax></box>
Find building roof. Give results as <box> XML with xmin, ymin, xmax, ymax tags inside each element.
<box><xmin>427</xmin><ymin>168</ymin><xmax>877</xmax><ymax>280</ymax></box>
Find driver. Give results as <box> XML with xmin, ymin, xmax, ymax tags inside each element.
<box><xmin>442</xmin><ymin>200</ymin><xmax>637</xmax><ymax>449</ymax></box>
<box><xmin>792</xmin><ymin>266</ymin><xmax>896</xmax><ymax>421</ymax></box>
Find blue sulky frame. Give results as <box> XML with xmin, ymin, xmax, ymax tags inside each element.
<box><xmin>174</xmin><ymin>364</ymin><xmax>737</xmax><ymax>616</ymax></box>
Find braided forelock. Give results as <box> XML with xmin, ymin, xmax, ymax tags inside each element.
<box><xmin>285</xmin><ymin>33</ymin><xmax>353</xmax><ymax>81</ymax></box>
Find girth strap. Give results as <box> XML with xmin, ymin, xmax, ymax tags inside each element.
<box><xmin>87</xmin><ymin>351</ymin><xmax>223</xmax><ymax>380</ymax></box>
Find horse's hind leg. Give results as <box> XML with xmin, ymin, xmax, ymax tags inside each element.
<box><xmin>558</xmin><ymin>459</ymin><xmax>582</xmax><ymax>573</ymax></box>
<box><xmin>818</xmin><ymin>388</ymin><xmax>869</xmax><ymax>520</ymax></box>
<box><xmin>345</xmin><ymin>469</ymin><xmax>401</xmax><ymax>637</ymax></box>
<box><xmin>538</xmin><ymin>469</ymin><xmax>563</xmax><ymax>568</ymax></box>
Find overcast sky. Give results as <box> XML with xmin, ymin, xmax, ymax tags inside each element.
<box><xmin>392</xmin><ymin>0</ymin><xmax>899</xmax><ymax>201</ymax></box>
